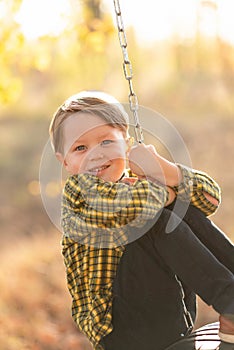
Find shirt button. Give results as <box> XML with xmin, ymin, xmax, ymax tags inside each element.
<box><xmin>188</xmin><ymin>180</ymin><xmax>193</xmax><ymax>186</ymax></box>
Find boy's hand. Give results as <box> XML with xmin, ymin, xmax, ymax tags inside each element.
<box><xmin>128</xmin><ymin>143</ymin><xmax>164</xmax><ymax>180</ymax></box>
<box><xmin>128</xmin><ymin>143</ymin><xmax>181</xmax><ymax>187</ymax></box>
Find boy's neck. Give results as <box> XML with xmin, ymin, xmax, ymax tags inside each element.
<box><xmin>117</xmin><ymin>171</ymin><xmax>127</xmax><ymax>182</ymax></box>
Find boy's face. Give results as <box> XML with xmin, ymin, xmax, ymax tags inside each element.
<box><xmin>56</xmin><ymin>113</ymin><xmax>129</xmax><ymax>182</ymax></box>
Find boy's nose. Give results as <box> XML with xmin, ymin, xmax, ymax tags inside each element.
<box><xmin>88</xmin><ymin>149</ymin><xmax>105</xmax><ymax>161</ymax></box>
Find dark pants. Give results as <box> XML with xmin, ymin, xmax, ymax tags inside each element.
<box><xmin>101</xmin><ymin>203</ymin><xmax>234</xmax><ymax>350</ymax></box>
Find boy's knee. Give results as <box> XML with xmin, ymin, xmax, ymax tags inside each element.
<box><xmin>149</xmin><ymin>208</ymin><xmax>180</xmax><ymax>237</ymax></box>
<box><xmin>183</xmin><ymin>204</ymin><xmax>208</xmax><ymax>228</ymax></box>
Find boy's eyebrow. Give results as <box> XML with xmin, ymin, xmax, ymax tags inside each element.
<box><xmin>72</xmin><ymin>130</ymin><xmax>114</xmax><ymax>144</ymax></box>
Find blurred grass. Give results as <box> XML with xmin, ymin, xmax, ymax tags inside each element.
<box><xmin>0</xmin><ymin>231</ymin><xmax>93</xmax><ymax>350</ymax></box>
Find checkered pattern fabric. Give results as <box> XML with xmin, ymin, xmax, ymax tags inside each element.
<box><xmin>173</xmin><ymin>164</ymin><xmax>221</xmax><ymax>216</ymax></box>
<box><xmin>62</xmin><ymin>173</ymin><xmax>169</xmax><ymax>247</ymax></box>
<box><xmin>61</xmin><ymin>165</ymin><xmax>221</xmax><ymax>350</ymax></box>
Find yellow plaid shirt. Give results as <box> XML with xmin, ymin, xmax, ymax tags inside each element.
<box><xmin>61</xmin><ymin>164</ymin><xmax>221</xmax><ymax>350</ymax></box>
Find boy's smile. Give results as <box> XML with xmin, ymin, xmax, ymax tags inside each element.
<box><xmin>56</xmin><ymin>113</ymin><xmax>129</xmax><ymax>182</ymax></box>
<box><xmin>87</xmin><ymin>162</ymin><xmax>111</xmax><ymax>175</ymax></box>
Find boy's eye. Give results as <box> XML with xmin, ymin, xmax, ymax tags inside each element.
<box><xmin>75</xmin><ymin>145</ymin><xmax>86</xmax><ymax>151</ymax></box>
<box><xmin>101</xmin><ymin>139</ymin><xmax>113</xmax><ymax>146</ymax></box>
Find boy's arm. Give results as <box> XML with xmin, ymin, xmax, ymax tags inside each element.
<box><xmin>171</xmin><ymin>164</ymin><xmax>221</xmax><ymax>216</ymax></box>
<box><xmin>62</xmin><ymin>173</ymin><xmax>169</xmax><ymax>245</ymax></box>
<box><xmin>129</xmin><ymin>144</ymin><xmax>221</xmax><ymax>216</ymax></box>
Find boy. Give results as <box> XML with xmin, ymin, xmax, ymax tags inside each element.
<box><xmin>50</xmin><ymin>91</ymin><xmax>234</xmax><ymax>350</ymax></box>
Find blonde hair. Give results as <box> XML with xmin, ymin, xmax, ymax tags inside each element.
<box><xmin>49</xmin><ymin>91</ymin><xmax>130</xmax><ymax>154</ymax></box>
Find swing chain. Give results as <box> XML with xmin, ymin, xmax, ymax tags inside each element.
<box><xmin>113</xmin><ymin>0</ymin><xmax>144</xmax><ymax>143</ymax></box>
<box><xmin>175</xmin><ymin>275</ymin><xmax>194</xmax><ymax>336</ymax></box>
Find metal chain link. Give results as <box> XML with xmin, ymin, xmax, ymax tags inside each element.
<box><xmin>175</xmin><ymin>275</ymin><xmax>194</xmax><ymax>335</ymax></box>
<box><xmin>113</xmin><ymin>0</ymin><xmax>144</xmax><ymax>143</ymax></box>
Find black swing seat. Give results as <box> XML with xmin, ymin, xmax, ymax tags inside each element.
<box><xmin>165</xmin><ymin>322</ymin><xmax>234</xmax><ymax>350</ymax></box>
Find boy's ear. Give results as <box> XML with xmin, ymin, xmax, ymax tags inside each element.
<box><xmin>126</xmin><ymin>137</ymin><xmax>135</xmax><ymax>153</ymax></box>
<box><xmin>55</xmin><ymin>152</ymin><xmax>66</xmax><ymax>165</ymax></box>
<box><xmin>55</xmin><ymin>152</ymin><xmax>70</xmax><ymax>173</ymax></box>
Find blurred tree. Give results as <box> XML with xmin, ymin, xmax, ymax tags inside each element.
<box><xmin>218</xmin><ymin>40</ymin><xmax>234</xmax><ymax>92</ymax></box>
<box><xmin>0</xmin><ymin>0</ymin><xmax>24</xmax><ymax>105</ymax></box>
<box><xmin>72</xmin><ymin>0</ymin><xmax>115</xmax><ymax>87</ymax></box>
<box><xmin>0</xmin><ymin>0</ymin><xmax>115</xmax><ymax>110</ymax></box>
<box><xmin>78</xmin><ymin>0</ymin><xmax>114</xmax><ymax>52</ymax></box>
<box><xmin>83</xmin><ymin>0</ymin><xmax>102</xmax><ymax>23</ymax></box>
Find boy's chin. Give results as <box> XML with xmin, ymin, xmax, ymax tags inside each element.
<box><xmin>72</xmin><ymin>170</ymin><xmax>119</xmax><ymax>182</ymax></box>
<box><xmin>96</xmin><ymin>173</ymin><xmax>118</xmax><ymax>182</ymax></box>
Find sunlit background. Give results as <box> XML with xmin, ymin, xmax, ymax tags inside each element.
<box><xmin>11</xmin><ymin>0</ymin><xmax>234</xmax><ymax>44</ymax></box>
<box><xmin>1</xmin><ymin>1</ymin><xmax>234</xmax><ymax>349</ymax></box>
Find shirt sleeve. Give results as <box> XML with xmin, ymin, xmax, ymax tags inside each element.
<box><xmin>62</xmin><ymin>174</ymin><xmax>169</xmax><ymax>247</ymax></box>
<box><xmin>172</xmin><ymin>164</ymin><xmax>221</xmax><ymax>216</ymax></box>
<box><xmin>63</xmin><ymin>173</ymin><xmax>168</xmax><ymax>218</ymax></box>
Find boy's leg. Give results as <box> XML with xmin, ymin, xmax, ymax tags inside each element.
<box><xmin>180</xmin><ymin>203</ymin><xmax>234</xmax><ymax>274</ymax></box>
<box><xmin>166</xmin><ymin>201</ymin><xmax>234</xmax><ymax>330</ymax></box>
<box><xmin>101</xmin><ymin>228</ymin><xmax>194</xmax><ymax>350</ymax></box>
<box><xmin>150</xmin><ymin>208</ymin><xmax>234</xmax><ymax>344</ymax></box>
<box><xmin>150</xmin><ymin>208</ymin><xmax>234</xmax><ymax>317</ymax></box>
<box><xmin>101</xmin><ymin>208</ymin><xmax>234</xmax><ymax>350</ymax></box>
<box><xmin>166</xmin><ymin>200</ymin><xmax>234</xmax><ymax>273</ymax></box>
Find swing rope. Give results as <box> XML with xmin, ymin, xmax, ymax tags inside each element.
<box><xmin>113</xmin><ymin>0</ymin><xmax>144</xmax><ymax>143</ymax></box>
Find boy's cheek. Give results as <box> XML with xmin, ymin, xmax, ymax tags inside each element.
<box><xmin>108</xmin><ymin>147</ymin><xmax>127</xmax><ymax>160</ymax></box>
<box><xmin>63</xmin><ymin>156</ymin><xmax>81</xmax><ymax>174</ymax></box>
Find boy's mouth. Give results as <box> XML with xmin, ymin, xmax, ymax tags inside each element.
<box><xmin>87</xmin><ymin>164</ymin><xmax>110</xmax><ymax>174</ymax></box>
